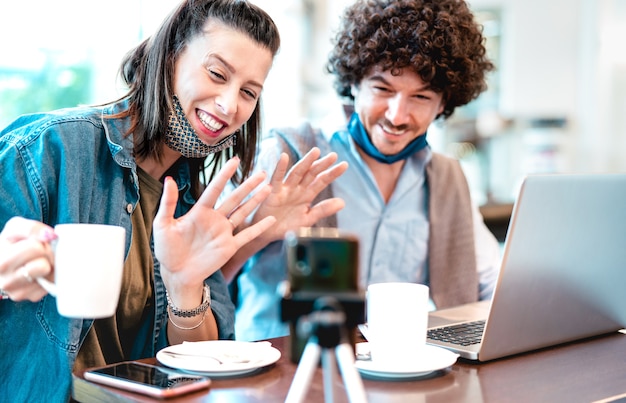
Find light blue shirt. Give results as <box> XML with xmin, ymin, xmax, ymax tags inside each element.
<box><xmin>234</xmin><ymin>124</ymin><xmax>501</xmax><ymax>342</ymax></box>
<box><xmin>330</xmin><ymin>127</ymin><xmax>432</xmax><ymax>287</ymax></box>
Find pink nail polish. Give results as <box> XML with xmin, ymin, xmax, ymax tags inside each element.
<box><xmin>39</xmin><ymin>228</ymin><xmax>58</xmax><ymax>243</ymax></box>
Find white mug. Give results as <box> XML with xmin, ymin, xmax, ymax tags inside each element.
<box><xmin>366</xmin><ymin>282</ymin><xmax>430</xmax><ymax>365</ymax></box>
<box><xmin>36</xmin><ymin>223</ymin><xmax>126</xmax><ymax>318</ymax></box>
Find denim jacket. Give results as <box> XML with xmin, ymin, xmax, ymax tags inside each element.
<box><xmin>0</xmin><ymin>100</ymin><xmax>235</xmax><ymax>402</ymax></box>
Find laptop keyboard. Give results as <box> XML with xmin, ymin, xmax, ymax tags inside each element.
<box><xmin>427</xmin><ymin>320</ymin><xmax>485</xmax><ymax>346</ymax></box>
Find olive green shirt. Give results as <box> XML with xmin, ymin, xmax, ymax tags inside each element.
<box><xmin>74</xmin><ymin>168</ymin><xmax>161</xmax><ymax>371</ymax></box>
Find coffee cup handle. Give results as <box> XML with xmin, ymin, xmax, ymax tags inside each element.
<box><xmin>36</xmin><ymin>277</ymin><xmax>57</xmax><ymax>297</ymax></box>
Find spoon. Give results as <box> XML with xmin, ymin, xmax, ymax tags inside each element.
<box><xmin>160</xmin><ymin>341</ymin><xmax>272</xmax><ymax>365</ymax></box>
<box><xmin>159</xmin><ymin>350</ymin><xmax>251</xmax><ymax>365</ymax></box>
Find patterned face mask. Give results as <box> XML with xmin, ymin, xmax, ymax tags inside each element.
<box><xmin>164</xmin><ymin>96</ymin><xmax>236</xmax><ymax>158</ymax></box>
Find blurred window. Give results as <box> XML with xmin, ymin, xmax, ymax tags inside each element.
<box><xmin>0</xmin><ymin>0</ymin><xmax>177</xmax><ymax>128</ymax></box>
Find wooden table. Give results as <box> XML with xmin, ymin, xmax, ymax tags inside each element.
<box><xmin>73</xmin><ymin>331</ymin><xmax>626</xmax><ymax>403</ymax></box>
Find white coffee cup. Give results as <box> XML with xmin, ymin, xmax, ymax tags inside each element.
<box><xmin>366</xmin><ymin>282</ymin><xmax>430</xmax><ymax>365</ymax></box>
<box><xmin>36</xmin><ymin>223</ymin><xmax>126</xmax><ymax>318</ymax></box>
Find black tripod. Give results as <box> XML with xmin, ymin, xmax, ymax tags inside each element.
<box><xmin>284</xmin><ymin>297</ymin><xmax>367</xmax><ymax>403</ymax></box>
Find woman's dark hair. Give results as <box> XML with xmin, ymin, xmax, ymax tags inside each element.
<box><xmin>116</xmin><ymin>0</ymin><xmax>280</xmax><ymax>194</ymax></box>
<box><xmin>327</xmin><ymin>0</ymin><xmax>494</xmax><ymax>119</ymax></box>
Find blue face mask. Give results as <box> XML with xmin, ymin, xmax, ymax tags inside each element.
<box><xmin>347</xmin><ymin>113</ymin><xmax>428</xmax><ymax>164</ymax></box>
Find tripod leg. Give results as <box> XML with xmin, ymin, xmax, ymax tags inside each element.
<box><xmin>285</xmin><ymin>340</ymin><xmax>322</xmax><ymax>403</ymax></box>
<box><xmin>321</xmin><ymin>348</ymin><xmax>336</xmax><ymax>403</ymax></box>
<box><xmin>335</xmin><ymin>343</ymin><xmax>367</xmax><ymax>403</ymax></box>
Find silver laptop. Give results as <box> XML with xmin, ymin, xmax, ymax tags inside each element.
<box><xmin>426</xmin><ymin>173</ymin><xmax>626</xmax><ymax>361</ymax></box>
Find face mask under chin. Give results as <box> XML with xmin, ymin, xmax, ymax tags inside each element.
<box><xmin>164</xmin><ymin>95</ymin><xmax>237</xmax><ymax>158</ymax></box>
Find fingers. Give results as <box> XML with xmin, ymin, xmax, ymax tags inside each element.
<box><xmin>306</xmin><ymin>160</ymin><xmax>349</xmax><ymax>195</ymax></box>
<box><xmin>1</xmin><ymin>281</ymin><xmax>48</xmax><ymax>302</ymax></box>
<box><xmin>154</xmin><ymin>176</ymin><xmax>180</xmax><ymax>230</ymax></box>
<box><xmin>307</xmin><ymin>197</ymin><xmax>347</xmax><ymax>223</ymax></box>
<box><xmin>1</xmin><ymin>216</ymin><xmax>36</xmax><ymax>241</ymax></box>
<box><xmin>217</xmin><ymin>170</ymin><xmax>268</xmax><ymax>216</ymax></box>
<box><xmin>308</xmin><ymin>152</ymin><xmax>340</xmax><ymax>178</ymax></box>
<box><xmin>267</xmin><ymin>153</ymin><xmax>289</xmax><ymax>194</ymax></box>
<box><xmin>1</xmin><ymin>216</ymin><xmax>54</xmax><ymax>243</ymax></box>
<box><xmin>0</xmin><ymin>235</ymin><xmax>52</xmax><ymax>276</ymax></box>
<box><xmin>196</xmin><ymin>157</ymin><xmax>241</xmax><ymax>209</ymax></box>
<box><xmin>232</xmin><ymin>216</ymin><xmax>277</xmax><ymax>249</ymax></box>
<box><xmin>295</xmin><ymin>154</ymin><xmax>340</xmax><ymax>190</ymax></box>
<box><xmin>0</xmin><ymin>217</ymin><xmax>56</xmax><ymax>301</ymax></box>
<box><xmin>0</xmin><ymin>245</ymin><xmax>53</xmax><ymax>302</ymax></box>
<box><xmin>226</xmin><ymin>183</ymin><xmax>272</xmax><ymax>226</ymax></box>
<box><xmin>282</xmin><ymin>150</ymin><xmax>347</xmax><ymax>194</ymax></box>
<box><xmin>20</xmin><ymin>256</ymin><xmax>54</xmax><ymax>281</ymax></box>
<box><xmin>282</xmin><ymin>148</ymin><xmax>322</xmax><ymax>188</ymax></box>
<box><xmin>3</xmin><ymin>267</ymin><xmax>49</xmax><ymax>301</ymax></box>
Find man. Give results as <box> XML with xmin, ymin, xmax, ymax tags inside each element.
<box><xmin>228</xmin><ymin>0</ymin><xmax>501</xmax><ymax>342</ymax></box>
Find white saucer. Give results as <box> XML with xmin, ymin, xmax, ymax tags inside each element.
<box><xmin>354</xmin><ymin>342</ymin><xmax>458</xmax><ymax>380</ymax></box>
<box><xmin>157</xmin><ymin>340</ymin><xmax>281</xmax><ymax>378</ymax></box>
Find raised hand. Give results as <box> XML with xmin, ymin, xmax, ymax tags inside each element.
<box><xmin>153</xmin><ymin>157</ymin><xmax>276</xmax><ymax>296</ymax></box>
<box><xmin>249</xmin><ymin>147</ymin><xmax>348</xmax><ymax>243</ymax></box>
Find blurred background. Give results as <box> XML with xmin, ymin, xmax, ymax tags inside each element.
<box><xmin>1</xmin><ymin>0</ymin><xmax>625</xmax><ymax>216</ymax></box>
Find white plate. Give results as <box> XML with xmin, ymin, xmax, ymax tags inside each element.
<box><xmin>157</xmin><ymin>340</ymin><xmax>281</xmax><ymax>378</ymax></box>
<box><xmin>354</xmin><ymin>342</ymin><xmax>458</xmax><ymax>380</ymax></box>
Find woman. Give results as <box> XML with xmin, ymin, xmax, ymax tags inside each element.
<box><xmin>0</xmin><ymin>0</ymin><xmax>346</xmax><ymax>400</ymax></box>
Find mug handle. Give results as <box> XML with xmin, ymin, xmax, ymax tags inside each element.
<box><xmin>36</xmin><ymin>277</ymin><xmax>58</xmax><ymax>297</ymax></box>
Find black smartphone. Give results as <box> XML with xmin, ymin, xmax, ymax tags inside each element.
<box><xmin>84</xmin><ymin>361</ymin><xmax>211</xmax><ymax>398</ymax></box>
<box><xmin>285</xmin><ymin>227</ymin><xmax>359</xmax><ymax>293</ymax></box>
<box><xmin>283</xmin><ymin>228</ymin><xmax>361</xmax><ymax>362</ymax></box>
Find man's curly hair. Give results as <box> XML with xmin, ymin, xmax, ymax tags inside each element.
<box><xmin>327</xmin><ymin>0</ymin><xmax>494</xmax><ymax>119</ymax></box>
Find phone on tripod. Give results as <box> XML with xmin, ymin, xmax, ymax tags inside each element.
<box><xmin>286</xmin><ymin>227</ymin><xmax>358</xmax><ymax>293</ymax></box>
<box><xmin>281</xmin><ymin>229</ymin><xmax>368</xmax><ymax>403</ymax></box>
<box><xmin>282</xmin><ymin>227</ymin><xmax>362</xmax><ymax>363</ymax></box>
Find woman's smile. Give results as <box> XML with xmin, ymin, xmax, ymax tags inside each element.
<box><xmin>196</xmin><ymin>109</ymin><xmax>227</xmax><ymax>140</ymax></box>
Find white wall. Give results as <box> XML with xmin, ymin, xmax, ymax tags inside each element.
<box><xmin>487</xmin><ymin>0</ymin><xmax>626</xmax><ymax>174</ymax></box>
<box><xmin>581</xmin><ymin>0</ymin><xmax>626</xmax><ymax>173</ymax></box>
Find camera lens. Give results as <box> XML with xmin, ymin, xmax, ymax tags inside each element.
<box><xmin>296</xmin><ymin>244</ymin><xmax>307</xmax><ymax>261</ymax></box>
<box><xmin>295</xmin><ymin>261</ymin><xmax>311</xmax><ymax>276</ymax></box>
<box><xmin>318</xmin><ymin>259</ymin><xmax>333</xmax><ymax>278</ymax></box>
<box><xmin>294</xmin><ymin>244</ymin><xmax>311</xmax><ymax>275</ymax></box>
